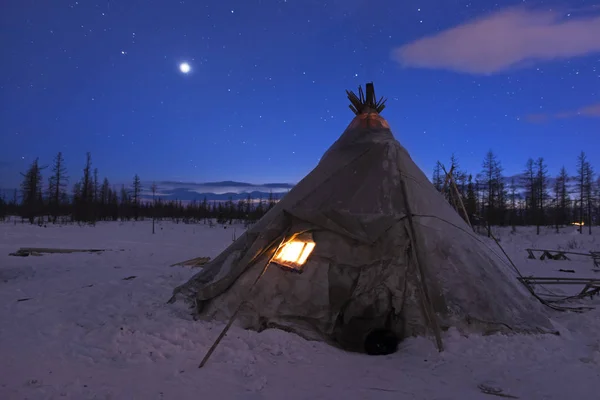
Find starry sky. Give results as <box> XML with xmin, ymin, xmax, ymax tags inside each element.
<box><xmin>1</xmin><ymin>0</ymin><xmax>599</xmax><ymax>190</ymax></box>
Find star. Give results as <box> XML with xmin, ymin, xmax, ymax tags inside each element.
<box><xmin>179</xmin><ymin>62</ymin><xmax>191</xmax><ymax>74</ymax></box>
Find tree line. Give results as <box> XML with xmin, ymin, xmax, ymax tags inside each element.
<box><xmin>2</xmin><ymin>149</ymin><xmax>598</xmax><ymax>234</ymax></box>
<box><xmin>0</xmin><ymin>151</ymin><xmax>278</xmax><ymax>227</ymax></box>
<box><xmin>433</xmin><ymin>151</ymin><xmax>600</xmax><ymax>235</ymax></box>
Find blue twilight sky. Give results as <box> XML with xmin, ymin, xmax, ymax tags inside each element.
<box><xmin>1</xmin><ymin>0</ymin><xmax>599</xmax><ymax>190</ymax></box>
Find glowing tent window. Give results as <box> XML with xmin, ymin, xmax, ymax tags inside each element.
<box><xmin>273</xmin><ymin>238</ymin><xmax>316</xmax><ymax>272</ymax></box>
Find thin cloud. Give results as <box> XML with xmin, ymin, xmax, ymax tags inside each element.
<box><xmin>524</xmin><ymin>113</ymin><xmax>549</xmax><ymax>124</ymax></box>
<box><xmin>560</xmin><ymin>103</ymin><xmax>600</xmax><ymax>118</ymax></box>
<box><xmin>391</xmin><ymin>7</ymin><xmax>600</xmax><ymax>74</ymax></box>
<box><xmin>525</xmin><ymin>103</ymin><xmax>600</xmax><ymax>123</ymax></box>
<box><xmin>150</xmin><ymin>180</ymin><xmax>293</xmax><ymax>195</ymax></box>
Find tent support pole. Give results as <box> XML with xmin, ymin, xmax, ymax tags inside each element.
<box><xmin>398</xmin><ymin>171</ymin><xmax>444</xmax><ymax>352</ymax></box>
<box><xmin>441</xmin><ymin>164</ymin><xmax>472</xmax><ymax>230</ymax></box>
<box><xmin>199</xmin><ymin>234</ymin><xmax>289</xmax><ymax>368</ymax></box>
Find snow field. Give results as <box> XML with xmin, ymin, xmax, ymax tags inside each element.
<box><xmin>1</xmin><ymin>221</ymin><xmax>599</xmax><ymax>399</ymax></box>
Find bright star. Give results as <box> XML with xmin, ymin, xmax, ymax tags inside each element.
<box><xmin>179</xmin><ymin>62</ymin><xmax>191</xmax><ymax>74</ymax></box>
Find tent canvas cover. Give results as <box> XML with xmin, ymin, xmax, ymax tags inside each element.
<box><xmin>171</xmin><ymin>83</ymin><xmax>556</xmax><ymax>354</ymax></box>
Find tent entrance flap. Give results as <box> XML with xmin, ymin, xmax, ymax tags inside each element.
<box><xmin>271</xmin><ymin>232</ymin><xmax>315</xmax><ymax>272</ymax></box>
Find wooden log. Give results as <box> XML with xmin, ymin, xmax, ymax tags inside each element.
<box><xmin>590</xmin><ymin>252</ymin><xmax>600</xmax><ymax>268</ymax></box>
<box><xmin>525</xmin><ymin>248</ymin><xmax>592</xmax><ymax>257</ymax></box>
<box><xmin>21</xmin><ymin>247</ymin><xmax>105</xmax><ymax>253</ymax></box>
<box><xmin>526</xmin><ymin>249</ymin><xmax>536</xmax><ymax>259</ymax></box>
<box><xmin>9</xmin><ymin>247</ymin><xmax>107</xmax><ymax>257</ymax></box>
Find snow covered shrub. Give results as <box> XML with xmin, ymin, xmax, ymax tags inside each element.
<box><xmin>566</xmin><ymin>238</ymin><xmax>580</xmax><ymax>250</ymax></box>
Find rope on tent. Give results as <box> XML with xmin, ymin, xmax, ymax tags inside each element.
<box><xmin>390</xmin><ymin>170</ymin><xmax>588</xmax><ymax>309</ymax></box>
<box><xmin>411</xmin><ymin>213</ymin><xmax>591</xmax><ymax>313</ymax></box>
<box><xmin>398</xmin><ymin>170</ymin><xmax>445</xmax><ymax>352</ymax></box>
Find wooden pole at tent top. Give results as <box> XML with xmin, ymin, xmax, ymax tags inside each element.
<box><xmin>441</xmin><ymin>164</ymin><xmax>473</xmax><ymax>230</ymax></box>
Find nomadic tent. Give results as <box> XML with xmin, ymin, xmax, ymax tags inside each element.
<box><xmin>171</xmin><ymin>83</ymin><xmax>555</xmax><ymax>355</ymax></box>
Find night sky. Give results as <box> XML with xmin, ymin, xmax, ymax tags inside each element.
<box><xmin>1</xmin><ymin>0</ymin><xmax>599</xmax><ymax>190</ymax></box>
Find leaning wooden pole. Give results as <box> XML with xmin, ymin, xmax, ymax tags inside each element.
<box><xmin>198</xmin><ymin>234</ymin><xmax>289</xmax><ymax>368</ymax></box>
<box><xmin>441</xmin><ymin>164</ymin><xmax>454</xmax><ymax>192</ymax></box>
<box><xmin>398</xmin><ymin>169</ymin><xmax>444</xmax><ymax>352</ymax></box>
<box><xmin>449</xmin><ymin>174</ymin><xmax>472</xmax><ymax>229</ymax></box>
<box><xmin>441</xmin><ymin>164</ymin><xmax>472</xmax><ymax>230</ymax></box>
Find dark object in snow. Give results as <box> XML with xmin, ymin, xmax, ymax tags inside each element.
<box><xmin>122</xmin><ymin>276</ymin><xmax>137</xmax><ymax>280</ymax></box>
<box><xmin>559</xmin><ymin>269</ymin><xmax>575</xmax><ymax>273</ymax></box>
<box><xmin>364</xmin><ymin>329</ymin><xmax>399</xmax><ymax>356</ymax></box>
<box><xmin>9</xmin><ymin>247</ymin><xmax>107</xmax><ymax>257</ymax></box>
<box><xmin>591</xmin><ymin>251</ymin><xmax>600</xmax><ymax>269</ymax></box>
<box><xmin>526</xmin><ymin>248</ymin><xmax>570</xmax><ymax>260</ymax></box>
<box><xmin>518</xmin><ymin>276</ymin><xmax>600</xmax><ymax>303</ymax></box>
<box><xmin>478</xmin><ymin>383</ymin><xmax>519</xmax><ymax>398</ymax></box>
<box><xmin>17</xmin><ymin>298</ymin><xmax>32</xmax><ymax>302</ymax></box>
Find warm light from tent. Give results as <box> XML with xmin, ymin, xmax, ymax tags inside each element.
<box><xmin>572</xmin><ymin>222</ymin><xmax>585</xmax><ymax>226</ymax></box>
<box><xmin>273</xmin><ymin>240</ymin><xmax>316</xmax><ymax>271</ymax></box>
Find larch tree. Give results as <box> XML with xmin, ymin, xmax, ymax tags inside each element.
<box><xmin>120</xmin><ymin>184</ymin><xmax>130</xmax><ymax>220</ymax></box>
<box><xmin>47</xmin><ymin>151</ymin><xmax>68</xmax><ymax>223</ymax></box>
<box><xmin>555</xmin><ymin>166</ymin><xmax>569</xmax><ymax>226</ymax></box>
<box><xmin>508</xmin><ymin>177</ymin><xmax>518</xmax><ymax>231</ymax></box>
<box><xmin>521</xmin><ymin>158</ymin><xmax>537</xmax><ymax>226</ymax></box>
<box><xmin>466</xmin><ymin>174</ymin><xmax>478</xmax><ymax>222</ymax></box>
<box><xmin>100</xmin><ymin>178</ymin><xmax>110</xmax><ymax>206</ymax></box>
<box><xmin>20</xmin><ymin>157</ymin><xmax>45</xmax><ymax>224</ymax></box>
<box><xmin>480</xmin><ymin>150</ymin><xmax>503</xmax><ymax>236</ymax></box>
<box><xmin>93</xmin><ymin>168</ymin><xmax>100</xmax><ymax>205</ymax></box>
<box><xmin>131</xmin><ymin>174</ymin><xmax>142</xmax><ymax>221</ymax></box>
<box><xmin>74</xmin><ymin>152</ymin><xmax>94</xmax><ymax>222</ymax></box>
<box><xmin>535</xmin><ymin>157</ymin><xmax>549</xmax><ymax>235</ymax></box>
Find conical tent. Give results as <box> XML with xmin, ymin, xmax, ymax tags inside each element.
<box><xmin>171</xmin><ymin>83</ymin><xmax>556</xmax><ymax>354</ymax></box>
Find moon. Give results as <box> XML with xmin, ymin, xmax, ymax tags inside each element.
<box><xmin>179</xmin><ymin>62</ymin><xmax>191</xmax><ymax>74</ymax></box>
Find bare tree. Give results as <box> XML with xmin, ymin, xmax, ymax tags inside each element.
<box><xmin>555</xmin><ymin>166</ymin><xmax>569</xmax><ymax>226</ymax></box>
<box><xmin>131</xmin><ymin>174</ymin><xmax>142</xmax><ymax>221</ymax></box>
<box><xmin>93</xmin><ymin>168</ymin><xmax>99</xmax><ymax>204</ymax></box>
<box><xmin>508</xmin><ymin>177</ymin><xmax>518</xmax><ymax>232</ymax></box>
<box><xmin>535</xmin><ymin>157</ymin><xmax>549</xmax><ymax>235</ymax></box>
<box><xmin>521</xmin><ymin>158</ymin><xmax>537</xmax><ymax>227</ymax></box>
<box><xmin>47</xmin><ymin>151</ymin><xmax>68</xmax><ymax>223</ymax></box>
<box><xmin>74</xmin><ymin>152</ymin><xmax>94</xmax><ymax>222</ymax></box>
<box><xmin>20</xmin><ymin>158</ymin><xmax>45</xmax><ymax>224</ymax></box>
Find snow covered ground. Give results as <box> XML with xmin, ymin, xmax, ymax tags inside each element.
<box><xmin>1</xmin><ymin>220</ymin><xmax>599</xmax><ymax>400</ymax></box>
